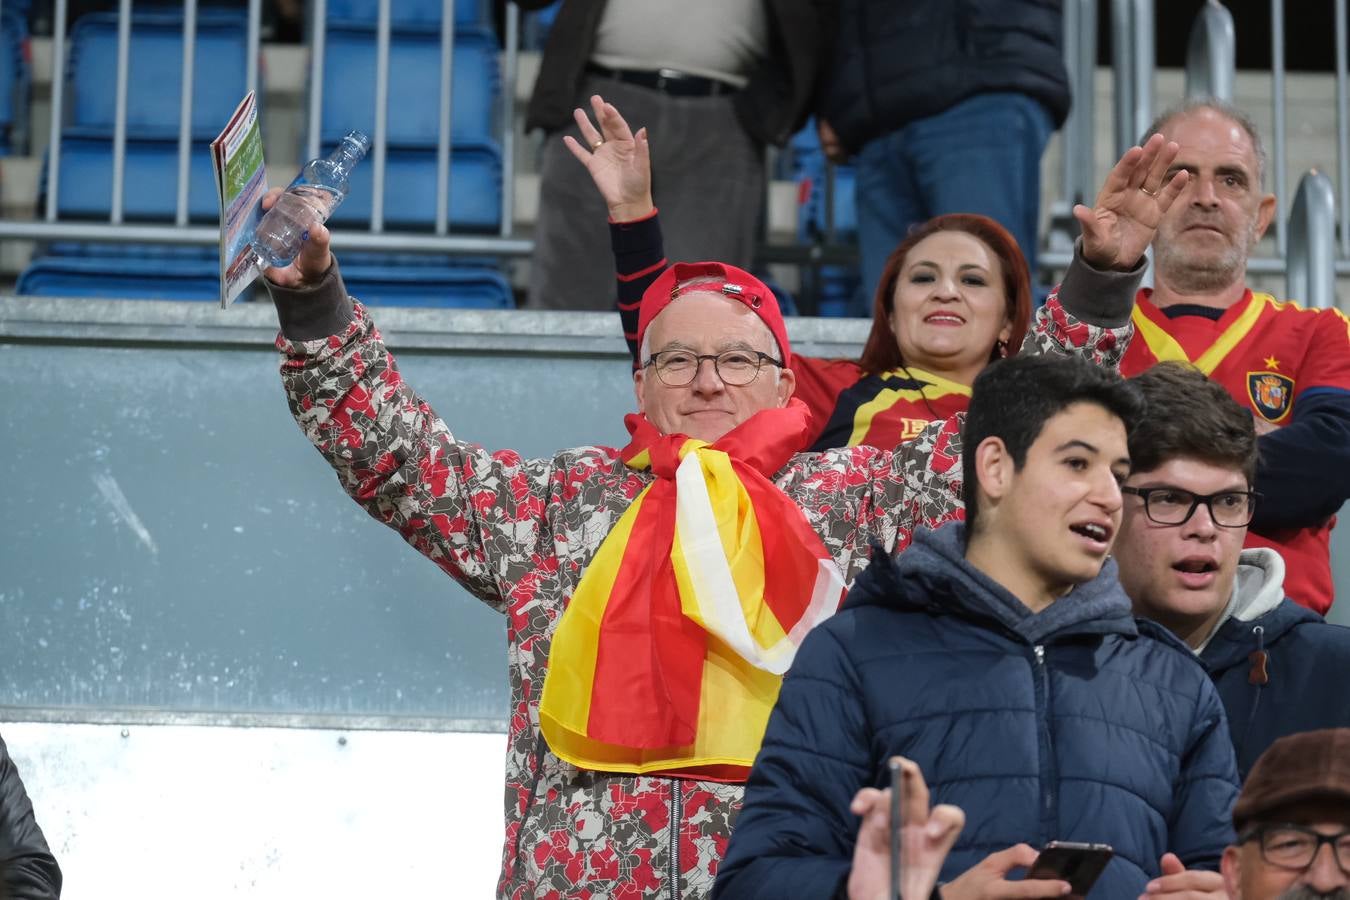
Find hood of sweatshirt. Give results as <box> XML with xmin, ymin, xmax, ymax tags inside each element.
<box><xmin>1200</xmin><ymin>548</ymin><xmax>1319</xmax><ymax>672</ymax></box>
<box><xmin>845</xmin><ymin>521</ymin><xmax>1139</xmax><ymax>646</ymax></box>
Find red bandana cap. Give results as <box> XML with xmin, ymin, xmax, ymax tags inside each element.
<box><xmin>638</xmin><ymin>262</ymin><xmax>792</xmax><ymax>367</ymax></box>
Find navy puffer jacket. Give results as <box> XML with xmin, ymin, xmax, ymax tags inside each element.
<box><xmin>1201</xmin><ymin>594</ymin><xmax>1350</xmax><ymax>780</ymax></box>
<box><xmin>714</xmin><ymin>524</ymin><xmax>1239</xmax><ymax>900</ymax></box>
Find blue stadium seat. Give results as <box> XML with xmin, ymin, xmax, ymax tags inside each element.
<box><xmin>66</xmin><ymin>11</ymin><xmax>249</xmax><ymax>139</ymax></box>
<box><xmin>17</xmin><ymin>253</ymin><xmax>222</xmax><ymax>301</ymax></box>
<box><xmin>325</xmin><ymin>0</ymin><xmax>488</xmax><ymax>28</ymax></box>
<box><xmin>321</xmin><ymin>24</ymin><xmax>498</xmax><ymax>146</ymax></box>
<box><xmin>341</xmin><ymin>264</ymin><xmax>513</xmax><ymax>308</ymax></box>
<box><xmin>0</xmin><ymin>9</ymin><xmax>30</xmax><ymax>155</ymax></box>
<box><xmin>329</xmin><ymin>140</ymin><xmax>502</xmax><ymax>231</ymax></box>
<box><xmin>46</xmin><ymin>129</ymin><xmax>221</xmax><ymax>221</ymax></box>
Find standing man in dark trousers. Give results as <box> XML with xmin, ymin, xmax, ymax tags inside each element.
<box><xmin>519</xmin><ymin>0</ymin><xmax>828</xmax><ymax>310</ymax></box>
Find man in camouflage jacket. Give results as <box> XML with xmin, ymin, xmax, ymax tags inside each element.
<box><xmin>262</xmin><ymin>226</ymin><xmax>1132</xmax><ymax>897</ymax></box>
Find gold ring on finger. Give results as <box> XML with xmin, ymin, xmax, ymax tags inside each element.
<box><xmin>592</xmin><ymin>139</ymin><xmax>604</xmax><ymax>150</ymax></box>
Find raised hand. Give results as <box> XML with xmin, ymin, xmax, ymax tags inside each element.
<box><xmin>847</xmin><ymin>757</ymin><xmax>966</xmax><ymax>900</ymax></box>
<box><xmin>1072</xmin><ymin>133</ymin><xmax>1191</xmax><ymax>271</ymax></box>
<box><xmin>563</xmin><ymin>94</ymin><xmax>654</xmax><ymax>222</ymax></box>
<box><xmin>259</xmin><ymin>187</ymin><xmax>334</xmax><ymax>289</ymax></box>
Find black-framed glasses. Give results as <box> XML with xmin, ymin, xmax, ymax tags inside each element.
<box><xmin>1120</xmin><ymin>485</ymin><xmax>1257</xmax><ymax>528</ymax></box>
<box><xmin>644</xmin><ymin>349</ymin><xmax>784</xmax><ymax>387</ymax></box>
<box><xmin>1240</xmin><ymin>824</ymin><xmax>1350</xmax><ymax>875</ymax></box>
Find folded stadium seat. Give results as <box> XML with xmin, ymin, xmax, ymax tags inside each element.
<box><xmin>21</xmin><ymin>10</ymin><xmax>251</xmax><ymax>299</ymax></box>
<box><xmin>17</xmin><ymin>253</ymin><xmax>223</xmax><ymax>301</ymax></box>
<box><xmin>339</xmin><ymin>264</ymin><xmax>513</xmax><ymax>308</ymax></box>
<box><xmin>320</xmin><ymin>24</ymin><xmax>499</xmax><ymax>146</ymax></box>
<box><xmin>324</xmin><ymin>0</ymin><xmax>488</xmax><ymax>28</ymax></box>
<box><xmin>327</xmin><ymin>139</ymin><xmax>502</xmax><ymax>231</ymax></box>
<box><xmin>0</xmin><ymin>9</ymin><xmax>29</xmax><ymax>155</ymax></box>
<box><xmin>66</xmin><ymin>10</ymin><xmax>249</xmax><ymax>138</ymax></box>
<box><xmin>44</xmin><ymin>128</ymin><xmax>222</xmax><ymax>222</ymax></box>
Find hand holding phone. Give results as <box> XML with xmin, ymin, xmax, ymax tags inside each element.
<box><xmin>1027</xmin><ymin>842</ymin><xmax>1114</xmax><ymax>898</ymax></box>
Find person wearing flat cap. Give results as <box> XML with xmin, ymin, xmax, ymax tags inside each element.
<box><xmin>256</xmin><ymin>192</ymin><xmax>1134</xmax><ymax>899</ymax></box>
<box><xmin>1224</xmin><ymin>728</ymin><xmax>1350</xmax><ymax>900</ymax></box>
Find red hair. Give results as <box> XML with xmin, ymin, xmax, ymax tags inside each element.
<box><xmin>856</xmin><ymin>214</ymin><xmax>1032</xmax><ymax>376</ymax></box>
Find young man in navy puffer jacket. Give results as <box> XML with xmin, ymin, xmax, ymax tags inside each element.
<box><xmin>715</xmin><ymin>355</ymin><xmax>1240</xmax><ymax>900</ymax></box>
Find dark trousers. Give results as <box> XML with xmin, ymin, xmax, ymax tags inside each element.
<box><xmin>528</xmin><ymin>74</ymin><xmax>765</xmax><ymax>311</ymax></box>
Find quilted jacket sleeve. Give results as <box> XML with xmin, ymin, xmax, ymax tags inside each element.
<box><xmin>1168</xmin><ymin>677</ymin><xmax>1240</xmax><ymax>871</ymax></box>
<box><xmin>713</xmin><ymin>619</ymin><xmax>872</xmax><ymax>899</ymax></box>
<box><xmin>0</xmin><ymin>734</ymin><xmax>61</xmax><ymax>900</ymax></box>
<box><xmin>270</xmin><ymin>266</ymin><xmax>560</xmax><ymax>614</ymax></box>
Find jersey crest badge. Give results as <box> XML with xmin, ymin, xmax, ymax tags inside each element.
<box><xmin>1248</xmin><ymin>371</ymin><xmax>1295</xmax><ymax>422</ymax></box>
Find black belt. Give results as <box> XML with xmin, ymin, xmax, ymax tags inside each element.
<box><xmin>585</xmin><ymin>63</ymin><xmax>738</xmax><ymax>98</ymax></box>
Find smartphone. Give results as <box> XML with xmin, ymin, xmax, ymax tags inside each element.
<box><xmin>1027</xmin><ymin>841</ymin><xmax>1114</xmax><ymax>897</ymax></box>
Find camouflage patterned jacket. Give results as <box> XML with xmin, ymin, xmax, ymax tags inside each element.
<box><xmin>269</xmin><ymin>263</ymin><xmax>1132</xmax><ymax>899</ymax></box>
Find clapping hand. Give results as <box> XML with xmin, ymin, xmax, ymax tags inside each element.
<box><xmin>1139</xmin><ymin>852</ymin><xmax>1227</xmax><ymax>900</ymax></box>
<box><xmin>1072</xmin><ymin>133</ymin><xmax>1190</xmax><ymax>271</ymax></box>
<box><xmin>564</xmin><ymin>94</ymin><xmax>655</xmax><ymax>223</ymax></box>
<box><xmin>847</xmin><ymin>757</ymin><xmax>966</xmax><ymax>900</ymax></box>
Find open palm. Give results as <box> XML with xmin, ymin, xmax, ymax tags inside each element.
<box><xmin>563</xmin><ymin>94</ymin><xmax>654</xmax><ymax>222</ymax></box>
<box><xmin>1073</xmin><ymin>133</ymin><xmax>1190</xmax><ymax>271</ymax></box>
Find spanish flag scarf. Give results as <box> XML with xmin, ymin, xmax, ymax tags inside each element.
<box><xmin>539</xmin><ymin>399</ymin><xmax>847</xmax><ymax>782</ymax></box>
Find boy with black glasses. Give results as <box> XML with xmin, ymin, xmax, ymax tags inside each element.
<box><xmin>1113</xmin><ymin>362</ymin><xmax>1350</xmax><ymax>780</ymax></box>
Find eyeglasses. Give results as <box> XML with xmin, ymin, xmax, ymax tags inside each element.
<box><xmin>644</xmin><ymin>349</ymin><xmax>783</xmax><ymax>387</ymax></box>
<box><xmin>1120</xmin><ymin>485</ymin><xmax>1257</xmax><ymax>528</ymax></box>
<box><xmin>1240</xmin><ymin>824</ymin><xmax>1350</xmax><ymax>875</ymax></box>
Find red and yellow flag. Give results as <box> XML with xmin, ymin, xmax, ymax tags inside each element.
<box><xmin>539</xmin><ymin>400</ymin><xmax>847</xmax><ymax>782</ymax></box>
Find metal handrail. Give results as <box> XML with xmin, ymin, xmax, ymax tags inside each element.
<box><xmin>1287</xmin><ymin>170</ymin><xmax>1338</xmax><ymax>307</ymax></box>
<box><xmin>1185</xmin><ymin>0</ymin><xmax>1235</xmax><ymax>100</ymax></box>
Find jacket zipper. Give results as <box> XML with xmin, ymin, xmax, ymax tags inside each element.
<box><xmin>510</xmin><ymin>731</ymin><xmax>550</xmax><ymax>884</ymax></box>
<box><xmin>1032</xmin><ymin>644</ymin><xmax>1058</xmax><ymax>842</ymax></box>
<box><xmin>1238</xmin><ymin>625</ymin><xmax>1267</xmax><ymax>768</ymax></box>
<box><xmin>670</xmin><ymin>776</ymin><xmax>682</xmax><ymax>900</ymax></box>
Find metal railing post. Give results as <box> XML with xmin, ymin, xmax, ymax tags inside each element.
<box><xmin>174</xmin><ymin>0</ymin><xmax>198</xmax><ymax>227</ymax></box>
<box><xmin>370</xmin><ymin>0</ymin><xmax>391</xmax><ymax>233</ymax></box>
<box><xmin>433</xmin><ymin>0</ymin><xmax>456</xmax><ymax>236</ymax></box>
<box><xmin>45</xmin><ymin>0</ymin><xmax>70</xmax><ymax>222</ymax></box>
<box><xmin>1048</xmin><ymin>0</ymin><xmax>1097</xmax><ymax>255</ymax></box>
<box><xmin>1287</xmin><ymin>170</ymin><xmax>1337</xmax><ymax>308</ymax></box>
<box><xmin>306</xmin><ymin>0</ymin><xmax>327</xmax><ymax>163</ymax></box>
<box><xmin>110</xmin><ymin>0</ymin><xmax>132</xmax><ymax>224</ymax></box>
<box><xmin>500</xmin><ymin>2</ymin><xmax>519</xmax><ymax>238</ymax></box>
<box><xmin>1272</xmin><ymin>0</ymin><xmax>1288</xmax><ymax>256</ymax></box>
<box><xmin>1335</xmin><ymin>0</ymin><xmax>1349</xmax><ymax>259</ymax></box>
<box><xmin>1112</xmin><ymin>0</ymin><xmax>1154</xmax><ymax>154</ymax></box>
<box><xmin>247</xmin><ymin>0</ymin><xmax>261</xmax><ymax>98</ymax></box>
<box><xmin>1184</xmin><ymin>0</ymin><xmax>1235</xmax><ymax>101</ymax></box>
<box><xmin>1064</xmin><ymin>0</ymin><xmax>1097</xmax><ymax>207</ymax></box>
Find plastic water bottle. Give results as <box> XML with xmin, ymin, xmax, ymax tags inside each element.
<box><xmin>249</xmin><ymin>130</ymin><xmax>371</xmax><ymax>269</ymax></box>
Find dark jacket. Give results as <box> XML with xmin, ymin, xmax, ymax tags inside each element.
<box><xmin>819</xmin><ymin>0</ymin><xmax>1071</xmax><ymax>151</ymax></box>
<box><xmin>714</xmin><ymin>524</ymin><xmax>1239</xmax><ymax>900</ymax></box>
<box><xmin>0</xmin><ymin>733</ymin><xmax>61</xmax><ymax>900</ymax></box>
<box><xmin>1198</xmin><ymin>549</ymin><xmax>1350</xmax><ymax>781</ymax></box>
<box><xmin>517</xmin><ymin>0</ymin><xmax>831</xmax><ymax>146</ymax></box>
